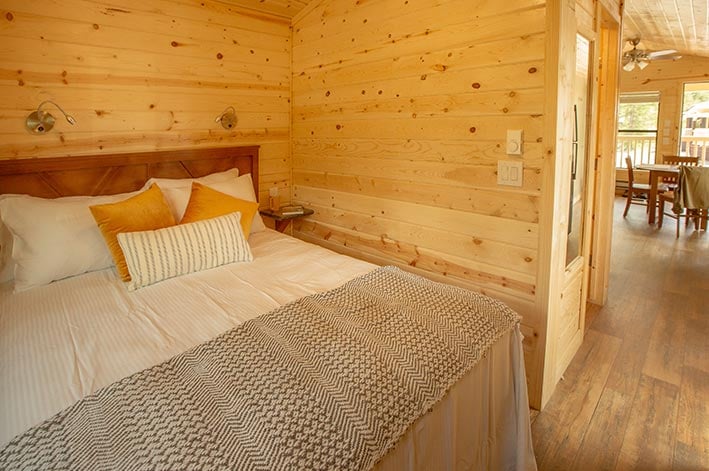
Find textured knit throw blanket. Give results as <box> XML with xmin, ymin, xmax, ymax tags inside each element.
<box><xmin>0</xmin><ymin>266</ymin><xmax>520</xmax><ymax>471</ymax></box>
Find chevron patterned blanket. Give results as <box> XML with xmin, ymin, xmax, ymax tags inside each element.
<box><xmin>0</xmin><ymin>266</ymin><xmax>520</xmax><ymax>471</ymax></box>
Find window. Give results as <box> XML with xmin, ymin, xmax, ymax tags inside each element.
<box><xmin>679</xmin><ymin>82</ymin><xmax>709</xmax><ymax>164</ymax></box>
<box><xmin>616</xmin><ymin>92</ymin><xmax>660</xmax><ymax>167</ymax></box>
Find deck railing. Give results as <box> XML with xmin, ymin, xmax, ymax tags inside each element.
<box><xmin>616</xmin><ymin>131</ymin><xmax>657</xmax><ymax>168</ymax></box>
<box><xmin>679</xmin><ymin>133</ymin><xmax>709</xmax><ymax>163</ymax></box>
<box><xmin>616</xmin><ymin>132</ymin><xmax>709</xmax><ymax>168</ymax></box>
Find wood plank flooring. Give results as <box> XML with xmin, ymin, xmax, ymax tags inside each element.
<box><xmin>532</xmin><ymin>198</ymin><xmax>709</xmax><ymax>470</ymax></box>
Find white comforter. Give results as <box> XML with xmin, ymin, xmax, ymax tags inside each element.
<box><xmin>0</xmin><ymin>230</ymin><xmax>373</xmax><ymax>445</ymax></box>
<box><xmin>0</xmin><ymin>230</ymin><xmax>536</xmax><ymax>470</ymax></box>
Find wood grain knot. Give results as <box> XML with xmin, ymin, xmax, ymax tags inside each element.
<box><xmin>469</xmin><ymin>126</ymin><xmax>477</xmax><ymax>133</ymax></box>
<box><xmin>471</xmin><ymin>82</ymin><xmax>481</xmax><ymax>89</ymax></box>
<box><xmin>93</xmin><ymin>24</ymin><xmax>99</xmax><ymax>29</ymax></box>
<box><xmin>528</xmin><ymin>67</ymin><xmax>537</xmax><ymax>73</ymax></box>
<box><xmin>170</xmin><ymin>41</ymin><xmax>178</xmax><ymax>47</ymax></box>
<box><xmin>216</xmin><ymin>52</ymin><xmax>223</xmax><ymax>59</ymax></box>
<box><xmin>5</xmin><ymin>12</ymin><xmax>13</xmax><ymax>21</ymax></box>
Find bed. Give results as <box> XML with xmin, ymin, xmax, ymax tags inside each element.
<box><xmin>0</xmin><ymin>146</ymin><xmax>536</xmax><ymax>470</ymax></box>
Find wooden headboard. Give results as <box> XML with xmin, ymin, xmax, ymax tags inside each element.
<box><xmin>0</xmin><ymin>146</ymin><xmax>259</xmax><ymax>198</ymax></box>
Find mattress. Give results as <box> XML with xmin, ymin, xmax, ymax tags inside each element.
<box><xmin>0</xmin><ymin>229</ymin><xmax>536</xmax><ymax>470</ymax></box>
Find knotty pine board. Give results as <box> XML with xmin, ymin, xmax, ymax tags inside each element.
<box><xmin>292</xmin><ymin>0</ymin><xmax>547</xmax><ymax>402</ymax></box>
<box><xmin>0</xmin><ymin>0</ymin><xmax>291</xmax><ymax>202</ymax></box>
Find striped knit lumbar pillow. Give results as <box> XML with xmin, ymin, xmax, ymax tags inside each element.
<box><xmin>117</xmin><ymin>211</ymin><xmax>252</xmax><ymax>290</ymax></box>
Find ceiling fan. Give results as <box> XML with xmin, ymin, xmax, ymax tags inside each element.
<box><xmin>622</xmin><ymin>38</ymin><xmax>682</xmax><ymax>71</ymax></box>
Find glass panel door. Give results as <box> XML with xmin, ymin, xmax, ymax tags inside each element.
<box><xmin>679</xmin><ymin>82</ymin><xmax>709</xmax><ymax>164</ymax></box>
<box><xmin>566</xmin><ymin>34</ymin><xmax>592</xmax><ymax>266</ymax></box>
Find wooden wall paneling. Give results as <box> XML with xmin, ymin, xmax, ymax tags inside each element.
<box><xmin>293</xmin><ymin>34</ymin><xmax>546</xmax><ymax>93</ymax></box>
<box><xmin>0</xmin><ymin>0</ymin><xmax>291</xmax><ymax>204</ymax></box>
<box><xmin>293</xmin><ymin>169</ymin><xmax>540</xmax><ymax>223</ymax></box>
<box><xmin>294</xmin><ymin>0</ymin><xmax>545</xmax><ymax>48</ymax></box>
<box><xmin>292</xmin><ymin>0</ymin><xmax>548</xmax><ymax>406</ymax></box>
<box><xmin>215</xmin><ymin>0</ymin><xmax>310</xmax><ymax>19</ymax></box>
<box><xmin>293</xmin><ymin>10</ymin><xmax>546</xmax><ymax>72</ymax></box>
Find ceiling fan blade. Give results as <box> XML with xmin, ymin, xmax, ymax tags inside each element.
<box><xmin>650</xmin><ymin>54</ymin><xmax>682</xmax><ymax>61</ymax></box>
<box><xmin>647</xmin><ymin>49</ymin><xmax>678</xmax><ymax>59</ymax></box>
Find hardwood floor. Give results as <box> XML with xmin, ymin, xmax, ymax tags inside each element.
<box><xmin>532</xmin><ymin>197</ymin><xmax>709</xmax><ymax>470</ymax></box>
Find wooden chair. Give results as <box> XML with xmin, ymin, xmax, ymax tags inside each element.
<box><xmin>658</xmin><ymin>165</ymin><xmax>709</xmax><ymax>237</ymax></box>
<box><xmin>623</xmin><ymin>156</ymin><xmax>652</xmax><ymax>218</ymax></box>
<box><xmin>660</xmin><ymin>155</ymin><xmax>699</xmax><ymax>190</ymax></box>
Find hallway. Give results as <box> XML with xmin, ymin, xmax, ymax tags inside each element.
<box><xmin>532</xmin><ymin>198</ymin><xmax>709</xmax><ymax>470</ymax></box>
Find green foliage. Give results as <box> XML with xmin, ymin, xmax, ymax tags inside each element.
<box><xmin>683</xmin><ymin>90</ymin><xmax>709</xmax><ymax>113</ymax></box>
<box><xmin>617</xmin><ymin>102</ymin><xmax>659</xmax><ymax>130</ymax></box>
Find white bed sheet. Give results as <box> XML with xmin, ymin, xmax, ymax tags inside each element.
<box><xmin>0</xmin><ymin>229</ymin><xmax>535</xmax><ymax>470</ymax></box>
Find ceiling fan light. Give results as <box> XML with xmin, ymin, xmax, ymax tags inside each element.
<box><xmin>637</xmin><ymin>60</ymin><xmax>649</xmax><ymax>70</ymax></box>
<box><xmin>623</xmin><ymin>61</ymin><xmax>636</xmax><ymax>72</ymax></box>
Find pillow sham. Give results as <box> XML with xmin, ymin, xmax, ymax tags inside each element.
<box><xmin>0</xmin><ymin>191</ymin><xmax>137</xmax><ymax>291</ymax></box>
<box><xmin>90</xmin><ymin>184</ymin><xmax>176</xmax><ymax>282</ymax></box>
<box><xmin>148</xmin><ymin>172</ymin><xmax>266</xmax><ymax>233</ymax></box>
<box><xmin>143</xmin><ymin>168</ymin><xmax>239</xmax><ymax>222</ymax></box>
<box><xmin>181</xmin><ymin>182</ymin><xmax>259</xmax><ymax>238</ymax></box>
<box><xmin>0</xmin><ymin>199</ymin><xmax>15</xmax><ymax>283</ymax></box>
<box><xmin>117</xmin><ymin>211</ymin><xmax>253</xmax><ymax>290</ymax></box>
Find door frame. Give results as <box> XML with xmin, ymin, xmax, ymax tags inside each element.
<box><xmin>588</xmin><ymin>5</ymin><xmax>622</xmax><ymax>305</ymax></box>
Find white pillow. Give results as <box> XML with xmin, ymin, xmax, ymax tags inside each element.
<box><xmin>118</xmin><ymin>211</ymin><xmax>253</xmax><ymax>290</ymax></box>
<box><xmin>148</xmin><ymin>172</ymin><xmax>265</xmax><ymax>233</ymax></box>
<box><xmin>143</xmin><ymin>168</ymin><xmax>239</xmax><ymax>222</ymax></box>
<box><xmin>0</xmin><ymin>191</ymin><xmax>137</xmax><ymax>291</ymax></box>
<box><xmin>0</xmin><ymin>207</ymin><xmax>15</xmax><ymax>284</ymax></box>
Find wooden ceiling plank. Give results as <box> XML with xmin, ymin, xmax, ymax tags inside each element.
<box><xmin>624</xmin><ymin>0</ymin><xmax>709</xmax><ymax>57</ymax></box>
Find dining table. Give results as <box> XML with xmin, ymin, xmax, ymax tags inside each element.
<box><xmin>636</xmin><ymin>163</ymin><xmax>678</xmax><ymax>224</ymax></box>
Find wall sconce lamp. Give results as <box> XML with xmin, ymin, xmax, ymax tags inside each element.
<box><xmin>26</xmin><ymin>101</ymin><xmax>76</xmax><ymax>134</ymax></box>
<box><xmin>215</xmin><ymin>106</ymin><xmax>237</xmax><ymax>130</ymax></box>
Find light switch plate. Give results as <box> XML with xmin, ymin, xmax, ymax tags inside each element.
<box><xmin>498</xmin><ymin>160</ymin><xmax>523</xmax><ymax>187</ymax></box>
<box><xmin>506</xmin><ymin>129</ymin><xmax>523</xmax><ymax>155</ymax></box>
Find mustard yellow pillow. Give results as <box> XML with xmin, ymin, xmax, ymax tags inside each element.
<box><xmin>90</xmin><ymin>184</ymin><xmax>176</xmax><ymax>281</ymax></box>
<box><xmin>180</xmin><ymin>182</ymin><xmax>258</xmax><ymax>238</ymax></box>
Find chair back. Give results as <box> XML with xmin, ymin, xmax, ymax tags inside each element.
<box><xmin>625</xmin><ymin>156</ymin><xmax>636</xmax><ymax>188</ymax></box>
<box><xmin>674</xmin><ymin>166</ymin><xmax>709</xmax><ymax>212</ymax></box>
<box><xmin>661</xmin><ymin>155</ymin><xmax>700</xmax><ymax>186</ymax></box>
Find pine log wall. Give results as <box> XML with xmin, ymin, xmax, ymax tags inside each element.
<box><xmin>291</xmin><ymin>0</ymin><xmax>546</xmax><ymax>394</ymax></box>
<box><xmin>0</xmin><ymin>0</ymin><xmax>292</xmax><ymax>204</ymax></box>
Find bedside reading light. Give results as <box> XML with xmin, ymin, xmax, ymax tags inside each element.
<box><xmin>215</xmin><ymin>106</ymin><xmax>237</xmax><ymax>130</ymax></box>
<box><xmin>25</xmin><ymin>101</ymin><xmax>76</xmax><ymax>134</ymax></box>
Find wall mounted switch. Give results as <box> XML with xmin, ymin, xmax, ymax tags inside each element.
<box><xmin>506</xmin><ymin>129</ymin><xmax>523</xmax><ymax>155</ymax></box>
<box><xmin>498</xmin><ymin>160</ymin><xmax>523</xmax><ymax>187</ymax></box>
